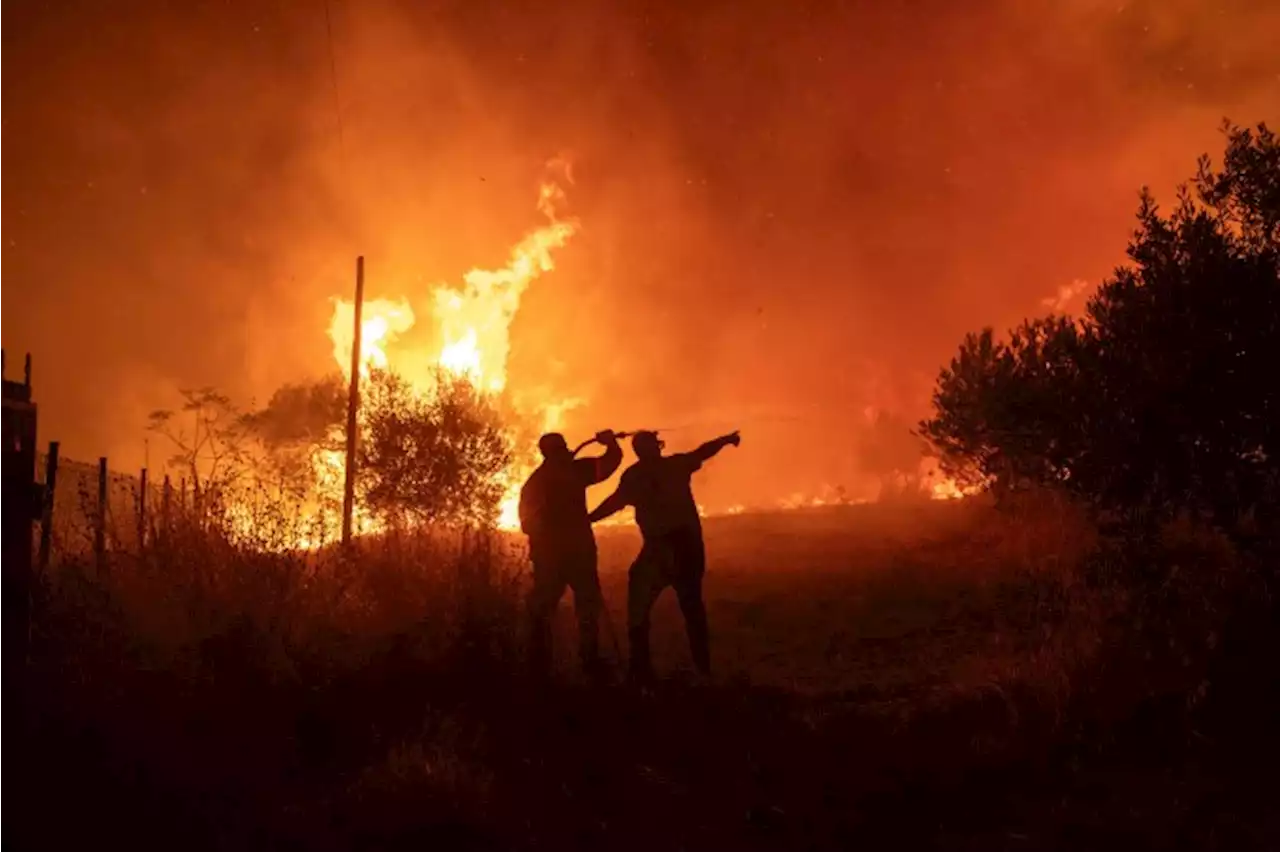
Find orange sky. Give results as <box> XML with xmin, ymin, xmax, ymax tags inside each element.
<box><xmin>3</xmin><ymin>0</ymin><xmax>1278</xmax><ymax>510</ymax></box>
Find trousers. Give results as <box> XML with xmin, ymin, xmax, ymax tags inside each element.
<box><xmin>527</xmin><ymin>543</ymin><xmax>602</xmax><ymax>675</ymax></box>
<box><xmin>627</xmin><ymin>526</ymin><xmax>710</xmax><ymax>678</ymax></box>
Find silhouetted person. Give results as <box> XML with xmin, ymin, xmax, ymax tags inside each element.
<box><xmin>588</xmin><ymin>429</ymin><xmax>740</xmax><ymax>682</ymax></box>
<box><xmin>519</xmin><ymin>430</ymin><xmax>622</xmax><ymax>678</ymax></box>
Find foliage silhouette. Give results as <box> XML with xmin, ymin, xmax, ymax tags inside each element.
<box><xmin>921</xmin><ymin>121</ymin><xmax>1279</xmax><ymax>530</ymax></box>
<box><xmin>357</xmin><ymin>369</ymin><xmax>513</xmax><ymax>528</ymax></box>
<box><xmin>153</xmin><ymin>369</ymin><xmax>515</xmax><ymax>533</ymax></box>
<box><xmin>148</xmin><ymin>387</ymin><xmax>254</xmax><ymax>520</ymax></box>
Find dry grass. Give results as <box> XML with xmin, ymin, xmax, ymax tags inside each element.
<box><xmin>12</xmin><ymin>489</ymin><xmax>1279</xmax><ymax>850</ymax></box>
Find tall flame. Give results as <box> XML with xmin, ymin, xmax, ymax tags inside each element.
<box><xmin>433</xmin><ymin>179</ymin><xmax>576</xmax><ymax>394</ymax></box>
<box><xmin>323</xmin><ymin>167</ymin><xmax>580</xmax><ymax>532</ymax></box>
<box><xmin>328</xmin><ymin>298</ymin><xmax>416</xmax><ymax>380</ymax></box>
<box><xmin>240</xmin><ymin>161</ymin><xmax>986</xmax><ymax>550</ymax></box>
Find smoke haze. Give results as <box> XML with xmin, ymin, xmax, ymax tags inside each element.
<box><xmin>4</xmin><ymin>0</ymin><xmax>1278</xmax><ymax>508</ymax></box>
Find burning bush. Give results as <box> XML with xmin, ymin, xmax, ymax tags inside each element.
<box><xmin>149</xmin><ymin>368</ymin><xmax>517</xmax><ymax>547</ymax></box>
<box><xmin>358</xmin><ymin>369</ymin><xmax>512</xmax><ymax>529</ymax></box>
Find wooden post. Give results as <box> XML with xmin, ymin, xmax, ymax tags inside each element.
<box><xmin>341</xmin><ymin>255</ymin><xmax>365</xmax><ymax>546</ymax></box>
<box><xmin>138</xmin><ymin>467</ymin><xmax>148</xmax><ymax>552</ymax></box>
<box><xmin>162</xmin><ymin>474</ymin><xmax>172</xmax><ymax>535</ymax></box>
<box><xmin>96</xmin><ymin>457</ymin><xmax>108</xmax><ymax>573</ymax></box>
<box><xmin>3</xmin><ymin>353</ymin><xmax>39</xmax><ymax>672</ymax></box>
<box><xmin>38</xmin><ymin>442</ymin><xmax>59</xmax><ymax>571</ymax></box>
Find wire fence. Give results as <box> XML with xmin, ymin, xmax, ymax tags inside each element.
<box><xmin>35</xmin><ymin>451</ymin><xmax>191</xmax><ymax>563</ymax></box>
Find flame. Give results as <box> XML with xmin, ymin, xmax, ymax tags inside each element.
<box><xmin>329</xmin><ymin>298</ymin><xmax>416</xmax><ymax>381</ymax></box>
<box><xmin>319</xmin><ymin>169</ymin><xmax>580</xmax><ymax>535</ymax></box>
<box><xmin>917</xmin><ymin>456</ymin><xmax>985</xmax><ymax>500</ymax></box>
<box><xmin>244</xmin><ymin>158</ymin><xmax>989</xmax><ymax>550</ymax></box>
<box><xmin>927</xmin><ymin>477</ymin><xmax>972</xmax><ymax>501</ymax></box>
<box><xmin>433</xmin><ymin>196</ymin><xmax>576</xmax><ymax>394</ymax></box>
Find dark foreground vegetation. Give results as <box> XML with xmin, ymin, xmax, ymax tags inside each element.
<box><xmin>10</xmin><ymin>123</ymin><xmax>1280</xmax><ymax>849</ymax></box>
<box><xmin>10</xmin><ymin>497</ymin><xmax>1280</xmax><ymax>850</ymax></box>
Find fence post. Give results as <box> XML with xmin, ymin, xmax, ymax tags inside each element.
<box><xmin>96</xmin><ymin>457</ymin><xmax>108</xmax><ymax>574</ymax></box>
<box><xmin>38</xmin><ymin>442</ymin><xmax>59</xmax><ymax>571</ymax></box>
<box><xmin>3</xmin><ymin>355</ymin><xmax>39</xmax><ymax>673</ymax></box>
<box><xmin>162</xmin><ymin>474</ymin><xmax>172</xmax><ymax>536</ymax></box>
<box><xmin>138</xmin><ymin>467</ymin><xmax>148</xmax><ymax>553</ymax></box>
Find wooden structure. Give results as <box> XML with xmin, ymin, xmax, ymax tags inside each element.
<box><xmin>3</xmin><ymin>351</ymin><xmax>40</xmax><ymax>668</ymax></box>
<box><xmin>342</xmin><ymin>255</ymin><xmax>365</xmax><ymax>545</ymax></box>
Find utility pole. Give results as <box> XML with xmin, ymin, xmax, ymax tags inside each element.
<box><xmin>341</xmin><ymin>255</ymin><xmax>365</xmax><ymax>545</ymax></box>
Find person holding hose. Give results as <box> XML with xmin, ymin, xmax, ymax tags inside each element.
<box><xmin>588</xmin><ymin>429</ymin><xmax>740</xmax><ymax>683</ymax></box>
<box><xmin>519</xmin><ymin>430</ymin><xmax>623</xmax><ymax>679</ymax></box>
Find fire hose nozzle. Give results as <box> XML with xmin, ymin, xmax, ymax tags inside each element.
<box><xmin>571</xmin><ymin>430</ymin><xmax>642</xmax><ymax>457</ymax></box>
<box><xmin>595</xmin><ymin>429</ymin><xmax>638</xmax><ymax>440</ymax></box>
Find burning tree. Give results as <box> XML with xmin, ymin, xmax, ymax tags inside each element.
<box><xmin>323</xmin><ymin>164</ymin><xmax>581</xmax><ymax>532</ymax></box>
<box><xmin>148</xmin><ymin>165</ymin><xmax>583</xmax><ymax>547</ymax></box>
<box><xmin>241</xmin><ymin>376</ymin><xmax>349</xmax><ymax>499</ymax></box>
<box><xmin>150</xmin><ymin>371</ymin><xmax>517</xmax><ymax>542</ymax></box>
<box><xmin>357</xmin><ymin>369</ymin><xmax>512</xmax><ymax>528</ymax></box>
<box><xmin>246</xmin><ymin>369</ymin><xmax>516</xmax><ymax>530</ymax></box>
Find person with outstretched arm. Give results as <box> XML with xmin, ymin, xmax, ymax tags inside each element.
<box><xmin>519</xmin><ymin>430</ymin><xmax>623</xmax><ymax>680</ymax></box>
<box><xmin>588</xmin><ymin>430</ymin><xmax>740</xmax><ymax>683</ymax></box>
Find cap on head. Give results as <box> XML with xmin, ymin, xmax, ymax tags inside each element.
<box><xmin>631</xmin><ymin>430</ymin><xmax>663</xmax><ymax>458</ymax></box>
<box><xmin>538</xmin><ymin>432</ymin><xmax>571</xmax><ymax>460</ymax></box>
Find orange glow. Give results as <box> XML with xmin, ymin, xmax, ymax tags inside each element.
<box><xmin>918</xmin><ymin>457</ymin><xmax>985</xmax><ymax>501</ymax></box>
<box><xmin>433</xmin><ymin>180</ymin><xmax>577</xmax><ymax>395</ymax></box>
<box><xmin>11</xmin><ymin>0</ymin><xmax>1277</xmax><ymax>526</ymax></box>
<box><xmin>319</xmin><ymin>170</ymin><xmax>580</xmax><ymax>535</ymax></box>
<box><xmin>329</xmin><ymin>298</ymin><xmax>416</xmax><ymax>381</ymax></box>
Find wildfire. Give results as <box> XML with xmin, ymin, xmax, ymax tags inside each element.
<box><xmin>927</xmin><ymin>477</ymin><xmax>973</xmax><ymax>501</ymax></box>
<box><xmin>271</xmin><ymin>159</ymin><xmax>983</xmax><ymax>548</ymax></box>
<box><xmin>433</xmin><ymin>183</ymin><xmax>576</xmax><ymax>394</ymax></box>
<box><xmin>918</xmin><ymin>456</ymin><xmax>985</xmax><ymax>500</ymax></box>
<box><xmin>322</xmin><ymin>166</ymin><xmax>580</xmax><ymax>534</ymax></box>
<box><xmin>329</xmin><ymin>298</ymin><xmax>416</xmax><ymax>380</ymax></box>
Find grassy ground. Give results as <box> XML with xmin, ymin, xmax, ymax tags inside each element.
<box><xmin>10</xmin><ymin>496</ymin><xmax>1279</xmax><ymax>850</ymax></box>
<box><xmin>593</xmin><ymin>498</ymin><xmax>1092</xmax><ymax>695</ymax></box>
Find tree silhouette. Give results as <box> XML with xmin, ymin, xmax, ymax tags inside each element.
<box><xmin>921</xmin><ymin>121</ymin><xmax>1279</xmax><ymax>529</ymax></box>
<box><xmin>148</xmin><ymin>387</ymin><xmax>252</xmax><ymax>509</ymax></box>
<box><xmin>357</xmin><ymin>369</ymin><xmax>512</xmax><ymax>528</ymax></box>
<box><xmin>242</xmin><ymin>376</ymin><xmax>349</xmax><ymax>500</ymax></box>
<box><xmin>157</xmin><ymin>367</ymin><xmax>517</xmax><ymax>534</ymax></box>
